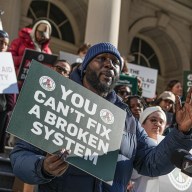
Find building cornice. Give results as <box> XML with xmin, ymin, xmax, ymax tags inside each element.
<box><xmin>145</xmin><ymin>0</ymin><xmax>192</xmax><ymax>22</ymax></box>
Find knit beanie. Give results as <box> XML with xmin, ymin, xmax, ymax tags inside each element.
<box><xmin>80</xmin><ymin>42</ymin><xmax>122</xmax><ymax>77</ymax></box>
<box><xmin>139</xmin><ymin>106</ymin><xmax>167</xmax><ymax>125</ymax></box>
<box><xmin>0</xmin><ymin>30</ymin><xmax>9</xmax><ymax>39</ymax></box>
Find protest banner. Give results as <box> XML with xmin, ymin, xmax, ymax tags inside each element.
<box><xmin>0</xmin><ymin>52</ymin><xmax>18</xmax><ymax>93</ymax></box>
<box><xmin>128</xmin><ymin>63</ymin><xmax>158</xmax><ymax>98</ymax></box>
<box><xmin>59</xmin><ymin>51</ymin><xmax>83</xmax><ymax>64</ymax></box>
<box><xmin>7</xmin><ymin>60</ymin><xmax>126</xmax><ymax>184</ymax></box>
<box><xmin>17</xmin><ymin>49</ymin><xmax>58</xmax><ymax>81</ymax></box>
<box><xmin>118</xmin><ymin>74</ymin><xmax>138</xmax><ymax>95</ymax></box>
<box><xmin>183</xmin><ymin>71</ymin><xmax>192</xmax><ymax>100</ymax></box>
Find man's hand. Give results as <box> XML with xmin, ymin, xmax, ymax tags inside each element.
<box><xmin>176</xmin><ymin>87</ymin><xmax>192</xmax><ymax>133</ymax></box>
<box><xmin>43</xmin><ymin>150</ymin><xmax>70</xmax><ymax>177</ymax></box>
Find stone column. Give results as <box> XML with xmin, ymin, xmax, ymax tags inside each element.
<box><xmin>85</xmin><ymin>0</ymin><xmax>121</xmax><ymax>47</ymax></box>
<box><xmin>0</xmin><ymin>0</ymin><xmax>21</xmax><ymax>40</ymax></box>
<box><xmin>118</xmin><ymin>0</ymin><xmax>132</xmax><ymax>56</ymax></box>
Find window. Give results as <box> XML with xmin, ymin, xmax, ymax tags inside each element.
<box><xmin>130</xmin><ymin>37</ymin><xmax>161</xmax><ymax>75</ymax></box>
<box><xmin>27</xmin><ymin>0</ymin><xmax>75</xmax><ymax>44</ymax></box>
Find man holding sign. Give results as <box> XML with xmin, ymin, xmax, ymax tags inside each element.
<box><xmin>10</xmin><ymin>43</ymin><xmax>192</xmax><ymax>192</ymax></box>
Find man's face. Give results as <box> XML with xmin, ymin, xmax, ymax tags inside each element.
<box><xmin>35</xmin><ymin>23</ymin><xmax>50</xmax><ymax>44</ymax></box>
<box><xmin>53</xmin><ymin>61</ymin><xmax>71</xmax><ymax>78</ymax></box>
<box><xmin>0</xmin><ymin>37</ymin><xmax>9</xmax><ymax>52</ymax></box>
<box><xmin>116</xmin><ymin>85</ymin><xmax>132</xmax><ymax>102</ymax></box>
<box><xmin>83</xmin><ymin>53</ymin><xmax>120</xmax><ymax>95</ymax></box>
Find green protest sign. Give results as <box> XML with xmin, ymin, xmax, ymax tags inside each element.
<box><xmin>17</xmin><ymin>49</ymin><xmax>58</xmax><ymax>81</ymax></box>
<box><xmin>118</xmin><ymin>74</ymin><xmax>138</xmax><ymax>95</ymax></box>
<box><xmin>7</xmin><ymin>60</ymin><xmax>126</xmax><ymax>184</ymax></box>
<box><xmin>183</xmin><ymin>71</ymin><xmax>192</xmax><ymax>100</ymax></box>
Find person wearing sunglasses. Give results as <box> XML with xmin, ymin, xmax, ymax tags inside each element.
<box><xmin>52</xmin><ymin>60</ymin><xmax>71</xmax><ymax>78</ymax></box>
<box><xmin>114</xmin><ymin>84</ymin><xmax>132</xmax><ymax>102</ymax></box>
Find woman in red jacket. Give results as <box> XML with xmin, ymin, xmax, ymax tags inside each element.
<box><xmin>8</xmin><ymin>19</ymin><xmax>52</xmax><ymax>75</ymax></box>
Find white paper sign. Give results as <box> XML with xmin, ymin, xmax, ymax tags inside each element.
<box><xmin>59</xmin><ymin>51</ymin><xmax>83</xmax><ymax>64</ymax></box>
<box><xmin>128</xmin><ymin>63</ymin><xmax>158</xmax><ymax>98</ymax></box>
<box><xmin>0</xmin><ymin>52</ymin><xmax>18</xmax><ymax>93</ymax></box>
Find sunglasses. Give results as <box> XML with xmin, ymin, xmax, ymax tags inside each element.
<box><xmin>118</xmin><ymin>90</ymin><xmax>131</xmax><ymax>96</ymax></box>
<box><xmin>55</xmin><ymin>66</ymin><xmax>69</xmax><ymax>75</ymax></box>
<box><xmin>146</xmin><ymin>117</ymin><xmax>165</xmax><ymax>126</ymax></box>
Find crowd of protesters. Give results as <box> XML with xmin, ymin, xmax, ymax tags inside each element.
<box><xmin>0</xmin><ymin>19</ymin><xmax>192</xmax><ymax>192</ymax></box>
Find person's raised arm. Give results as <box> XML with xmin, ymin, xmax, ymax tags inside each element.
<box><xmin>175</xmin><ymin>87</ymin><xmax>192</xmax><ymax>133</ymax></box>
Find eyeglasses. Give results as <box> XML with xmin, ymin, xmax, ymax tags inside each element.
<box><xmin>118</xmin><ymin>90</ymin><xmax>131</xmax><ymax>96</ymax></box>
<box><xmin>94</xmin><ymin>55</ymin><xmax>120</xmax><ymax>68</ymax></box>
<box><xmin>55</xmin><ymin>66</ymin><xmax>70</xmax><ymax>76</ymax></box>
<box><xmin>146</xmin><ymin>117</ymin><xmax>165</xmax><ymax>126</ymax></box>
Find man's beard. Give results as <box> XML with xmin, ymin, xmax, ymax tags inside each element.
<box><xmin>85</xmin><ymin>67</ymin><xmax>119</xmax><ymax>95</ymax></box>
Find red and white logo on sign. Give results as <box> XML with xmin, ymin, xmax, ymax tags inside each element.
<box><xmin>100</xmin><ymin>109</ymin><xmax>114</xmax><ymax>125</ymax></box>
<box><xmin>39</xmin><ymin>76</ymin><xmax>56</xmax><ymax>91</ymax></box>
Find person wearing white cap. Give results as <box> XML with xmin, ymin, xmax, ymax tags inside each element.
<box><xmin>155</xmin><ymin>91</ymin><xmax>175</xmax><ymax>113</ymax></box>
<box><xmin>130</xmin><ymin>106</ymin><xmax>167</xmax><ymax>192</ymax></box>
<box><xmin>139</xmin><ymin>106</ymin><xmax>167</xmax><ymax>141</ymax></box>
<box><xmin>155</xmin><ymin>91</ymin><xmax>176</xmax><ymax>134</ymax></box>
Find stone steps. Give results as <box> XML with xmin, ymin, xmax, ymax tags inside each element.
<box><xmin>0</xmin><ymin>146</ymin><xmax>37</xmax><ymax>192</ymax></box>
<box><xmin>0</xmin><ymin>188</ymin><xmax>13</xmax><ymax>192</ymax></box>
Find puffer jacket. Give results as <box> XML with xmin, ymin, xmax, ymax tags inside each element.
<box><xmin>10</xmin><ymin>68</ymin><xmax>192</xmax><ymax>192</ymax></box>
<box><xmin>8</xmin><ymin>27</ymin><xmax>51</xmax><ymax>74</ymax></box>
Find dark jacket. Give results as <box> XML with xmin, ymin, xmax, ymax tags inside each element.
<box><xmin>0</xmin><ymin>94</ymin><xmax>15</xmax><ymax>112</ymax></box>
<box><xmin>0</xmin><ymin>93</ymin><xmax>16</xmax><ymax>152</ymax></box>
<box><xmin>10</xmin><ymin>68</ymin><xmax>192</xmax><ymax>192</ymax></box>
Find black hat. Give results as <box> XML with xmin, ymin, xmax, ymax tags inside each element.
<box><xmin>0</xmin><ymin>30</ymin><xmax>9</xmax><ymax>38</ymax></box>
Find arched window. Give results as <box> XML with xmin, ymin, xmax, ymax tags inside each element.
<box><xmin>130</xmin><ymin>37</ymin><xmax>161</xmax><ymax>75</ymax></box>
<box><xmin>27</xmin><ymin>0</ymin><xmax>75</xmax><ymax>44</ymax></box>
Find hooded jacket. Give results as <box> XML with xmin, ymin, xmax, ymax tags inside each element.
<box><xmin>10</xmin><ymin>68</ymin><xmax>192</xmax><ymax>192</ymax></box>
<box><xmin>8</xmin><ymin>20</ymin><xmax>52</xmax><ymax>74</ymax></box>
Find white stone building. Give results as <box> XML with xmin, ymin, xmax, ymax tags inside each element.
<box><xmin>1</xmin><ymin>0</ymin><xmax>192</xmax><ymax>93</ymax></box>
